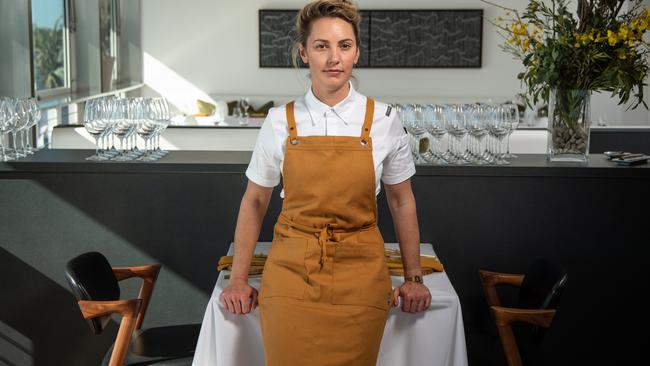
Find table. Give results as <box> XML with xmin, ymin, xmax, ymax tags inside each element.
<box><xmin>192</xmin><ymin>242</ymin><xmax>468</xmax><ymax>366</ymax></box>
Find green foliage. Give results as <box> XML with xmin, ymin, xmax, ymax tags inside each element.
<box><xmin>33</xmin><ymin>17</ymin><xmax>65</xmax><ymax>90</ymax></box>
<box><xmin>484</xmin><ymin>0</ymin><xmax>650</xmax><ymax>110</ymax></box>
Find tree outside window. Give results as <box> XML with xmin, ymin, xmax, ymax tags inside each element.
<box><xmin>31</xmin><ymin>0</ymin><xmax>68</xmax><ymax>92</ymax></box>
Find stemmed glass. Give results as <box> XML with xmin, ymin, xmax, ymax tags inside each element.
<box><xmin>422</xmin><ymin>104</ymin><xmax>448</xmax><ymax>164</ymax></box>
<box><xmin>0</xmin><ymin>98</ymin><xmax>16</xmax><ymax>161</ymax></box>
<box><xmin>487</xmin><ymin>105</ymin><xmax>510</xmax><ymax>165</ymax></box>
<box><xmin>444</xmin><ymin>104</ymin><xmax>468</xmax><ymax>164</ymax></box>
<box><xmin>502</xmin><ymin>102</ymin><xmax>520</xmax><ymax>159</ymax></box>
<box><xmin>23</xmin><ymin>98</ymin><xmax>40</xmax><ymax>154</ymax></box>
<box><xmin>465</xmin><ymin>104</ymin><xmax>489</xmax><ymax>164</ymax></box>
<box><xmin>12</xmin><ymin>99</ymin><xmax>30</xmax><ymax>159</ymax></box>
<box><xmin>136</xmin><ymin>98</ymin><xmax>159</xmax><ymax>161</ymax></box>
<box><xmin>83</xmin><ymin>98</ymin><xmax>111</xmax><ymax>161</ymax></box>
<box><xmin>240</xmin><ymin>97</ymin><xmax>250</xmax><ymax>125</ymax></box>
<box><xmin>125</xmin><ymin>98</ymin><xmax>144</xmax><ymax>159</ymax></box>
<box><xmin>400</xmin><ymin>104</ymin><xmax>428</xmax><ymax>164</ymax></box>
<box><xmin>110</xmin><ymin>98</ymin><xmax>136</xmax><ymax>161</ymax></box>
<box><xmin>150</xmin><ymin>98</ymin><xmax>170</xmax><ymax>158</ymax></box>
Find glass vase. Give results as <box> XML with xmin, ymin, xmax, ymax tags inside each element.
<box><xmin>547</xmin><ymin>88</ymin><xmax>591</xmax><ymax>163</ymax></box>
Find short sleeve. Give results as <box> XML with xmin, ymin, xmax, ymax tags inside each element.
<box><xmin>381</xmin><ymin>113</ymin><xmax>416</xmax><ymax>185</ymax></box>
<box><xmin>245</xmin><ymin>112</ymin><xmax>282</xmax><ymax>187</ymax></box>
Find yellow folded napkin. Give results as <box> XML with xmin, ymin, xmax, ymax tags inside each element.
<box><xmin>197</xmin><ymin>99</ymin><xmax>216</xmax><ymax>115</ymax></box>
<box><xmin>217</xmin><ymin>248</ymin><xmax>444</xmax><ymax>277</ymax></box>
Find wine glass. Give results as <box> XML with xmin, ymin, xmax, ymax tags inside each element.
<box><xmin>422</xmin><ymin>104</ymin><xmax>448</xmax><ymax>164</ymax></box>
<box><xmin>489</xmin><ymin>105</ymin><xmax>511</xmax><ymax>165</ymax></box>
<box><xmin>239</xmin><ymin>97</ymin><xmax>250</xmax><ymax>126</ymax></box>
<box><xmin>444</xmin><ymin>104</ymin><xmax>468</xmax><ymax>164</ymax></box>
<box><xmin>110</xmin><ymin>98</ymin><xmax>135</xmax><ymax>161</ymax></box>
<box><xmin>22</xmin><ymin>98</ymin><xmax>40</xmax><ymax>154</ymax></box>
<box><xmin>400</xmin><ymin>104</ymin><xmax>428</xmax><ymax>164</ymax></box>
<box><xmin>465</xmin><ymin>104</ymin><xmax>489</xmax><ymax>164</ymax></box>
<box><xmin>0</xmin><ymin>98</ymin><xmax>16</xmax><ymax>161</ymax></box>
<box><xmin>136</xmin><ymin>98</ymin><xmax>159</xmax><ymax>161</ymax></box>
<box><xmin>151</xmin><ymin>98</ymin><xmax>170</xmax><ymax>158</ymax></box>
<box><xmin>12</xmin><ymin>99</ymin><xmax>29</xmax><ymax>159</ymax></box>
<box><xmin>502</xmin><ymin>102</ymin><xmax>520</xmax><ymax>159</ymax></box>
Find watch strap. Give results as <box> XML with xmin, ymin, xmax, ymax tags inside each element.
<box><xmin>404</xmin><ymin>275</ymin><xmax>423</xmax><ymax>284</ymax></box>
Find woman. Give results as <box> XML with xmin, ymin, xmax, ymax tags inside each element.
<box><xmin>220</xmin><ymin>1</ymin><xmax>431</xmax><ymax>364</ymax></box>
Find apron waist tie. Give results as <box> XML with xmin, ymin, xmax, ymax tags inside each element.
<box><xmin>316</xmin><ymin>225</ymin><xmax>333</xmax><ymax>269</ymax></box>
<box><xmin>278</xmin><ymin>214</ymin><xmax>376</xmax><ymax>271</ymax></box>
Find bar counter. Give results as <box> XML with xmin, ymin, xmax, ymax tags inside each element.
<box><xmin>1</xmin><ymin>149</ymin><xmax>648</xmax><ymax>365</ymax></box>
<box><xmin>3</xmin><ymin>148</ymin><xmax>649</xmax><ymax>176</ymax></box>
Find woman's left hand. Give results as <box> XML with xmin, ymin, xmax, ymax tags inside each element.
<box><xmin>392</xmin><ymin>282</ymin><xmax>431</xmax><ymax>313</ymax></box>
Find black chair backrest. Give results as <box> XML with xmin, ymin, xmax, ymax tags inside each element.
<box><xmin>65</xmin><ymin>251</ymin><xmax>121</xmax><ymax>335</ymax></box>
<box><xmin>517</xmin><ymin>259</ymin><xmax>568</xmax><ymax>342</ymax></box>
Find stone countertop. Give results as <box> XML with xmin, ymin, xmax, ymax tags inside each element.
<box><xmin>2</xmin><ymin>149</ymin><xmax>648</xmax><ymax>179</ymax></box>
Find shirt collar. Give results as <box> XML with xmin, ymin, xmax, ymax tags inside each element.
<box><xmin>304</xmin><ymin>80</ymin><xmax>357</xmax><ymax>126</ymax></box>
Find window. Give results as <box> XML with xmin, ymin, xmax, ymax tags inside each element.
<box><xmin>31</xmin><ymin>0</ymin><xmax>73</xmax><ymax>98</ymax></box>
<box><xmin>100</xmin><ymin>0</ymin><xmax>119</xmax><ymax>91</ymax></box>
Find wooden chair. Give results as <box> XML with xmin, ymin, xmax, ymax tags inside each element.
<box><xmin>479</xmin><ymin>259</ymin><xmax>568</xmax><ymax>366</ymax></box>
<box><xmin>65</xmin><ymin>252</ymin><xmax>200</xmax><ymax>366</ymax></box>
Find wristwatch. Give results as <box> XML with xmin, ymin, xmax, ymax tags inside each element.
<box><xmin>404</xmin><ymin>275</ymin><xmax>423</xmax><ymax>284</ymax></box>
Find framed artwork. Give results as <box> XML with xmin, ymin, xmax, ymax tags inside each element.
<box><xmin>259</xmin><ymin>9</ymin><xmax>483</xmax><ymax>68</ymax></box>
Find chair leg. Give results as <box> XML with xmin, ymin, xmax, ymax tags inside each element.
<box><xmin>109</xmin><ymin>314</ymin><xmax>138</xmax><ymax>366</ymax></box>
<box><xmin>496</xmin><ymin>324</ymin><xmax>523</xmax><ymax>366</ymax></box>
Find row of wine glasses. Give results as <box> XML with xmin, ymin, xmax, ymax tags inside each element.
<box><xmin>394</xmin><ymin>102</ymin><xmax>520</xmax><ymax>165</ymax></box>
<box><xmin>83</xmin><ymin>96</ymin><xmax>171</xmax><ymax>161</ymax></box>
<box><xmin>0</xmin><ymin>97</ymin><xmax>41</xmax><ymax>162</ymax></box>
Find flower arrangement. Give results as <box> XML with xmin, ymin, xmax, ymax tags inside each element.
<box><xmin>483</xmin><ymin>0</ymin><xmax>649</xmax><ymax>108</ymax></box>
<box><xmin>483</xmin><ymin>0</ymin><xmax>650</xmax><ymax>160</ymax></box>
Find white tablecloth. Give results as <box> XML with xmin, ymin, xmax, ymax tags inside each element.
<box><xmin>193</xmin><ymin>243</ymin><xmax>468</xmax><ymax>366</ymax></box>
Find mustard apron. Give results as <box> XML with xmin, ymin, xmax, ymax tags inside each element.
<box><xmin>258</xmin><ymin>98</ymin><xmax>393</xmax><ymax>366</ymax></box>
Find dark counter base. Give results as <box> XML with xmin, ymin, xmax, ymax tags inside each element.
<box><xmin>1</xmin><ymin>149</ymin><xmax>648</xmax><ymax>365</ymax></box>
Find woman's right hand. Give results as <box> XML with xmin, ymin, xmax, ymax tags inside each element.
<box><xmin>219</xmin><ymin>280</ymin><xmax>258</xmax><ymax>315</ymax></box>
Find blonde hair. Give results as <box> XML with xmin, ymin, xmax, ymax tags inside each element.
<box><xmin>290</xmin><ymin>0</ymin><xmax>362</xmax><ymax>69</ymax></box>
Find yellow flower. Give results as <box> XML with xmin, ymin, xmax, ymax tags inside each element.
<box><xmin>522</xmin><ymin>39</ymin><xmax>530</xmax><ymax>52</ymax></box>
<box><xmin>618</xmin><ymin>25</ymin><xmax>629</xmax><ymax>40</ymax></box>
<box><xmin>574</xmin><ymin>42</ymin><xmax>581</xmax><ymax>48</ymax></box>
<box><xmin>616</xmin><ymin>49</ymin><xmax>627</xmax><ymax>59</ymax></box>
<box><xmin>607</xmin><ymin>30</ymin><xmax>618</xmax><ymax>46</ymax></box>
<box><xmin>512</xmin><ymin>22</ymin><xmax>527</xmax><ymax>37</ymax></box>
<box><xmin>594</xmin><ymin>32</ymin><xmax>607</xmax><ymax>43</ymax></box>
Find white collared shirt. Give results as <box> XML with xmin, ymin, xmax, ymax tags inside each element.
<box><xmin>245</xmin><ymin>81</ymin><xmax>416</xmax><ymax>198</ymax></box>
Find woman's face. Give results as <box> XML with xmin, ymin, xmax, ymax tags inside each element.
<box><xmin>300</xmin><ymin>17</ymin><xmax>359</xmax><ymax>93</ymax></box>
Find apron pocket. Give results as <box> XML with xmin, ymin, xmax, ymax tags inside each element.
<box><xmin>259</xmin><ymin>236</ymin><xmax>308</xmax><ymax>300</ymax></box>
<box><xmin>332</xmin><ymin>243</ymin><xmax>392</xmax><ymax>310</ymax></box>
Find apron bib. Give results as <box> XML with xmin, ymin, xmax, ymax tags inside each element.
<box><xmin>258</xmin><ymin>98</ymin><xmax>392</xmax><ymax>366</ymax></box>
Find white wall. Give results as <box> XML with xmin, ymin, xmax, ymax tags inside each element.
<box><xmin>0</xmin><ymin>0</ymin><xmax>31</xmax><ymax>98</ymax></box>
<box><xmin>141</xmin><ymin>0</ymin><xmax>650</xmax><ymax>125</ymax></box>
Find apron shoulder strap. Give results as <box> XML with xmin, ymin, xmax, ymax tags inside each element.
<box><xmin>286</xmin><ymin>101</ymin><xmax>298</xmax><ymax>141</ymax></box>
<box><xmin>360</xmin><ymin>97</ymin><xmax>375</xmax><ymax>142</ymax></box>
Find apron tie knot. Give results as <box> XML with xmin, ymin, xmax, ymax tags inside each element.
<box><xmin>315</xmin><ymin>225</ymin><xmax>334</xmax><ymax>270</ymax></box>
